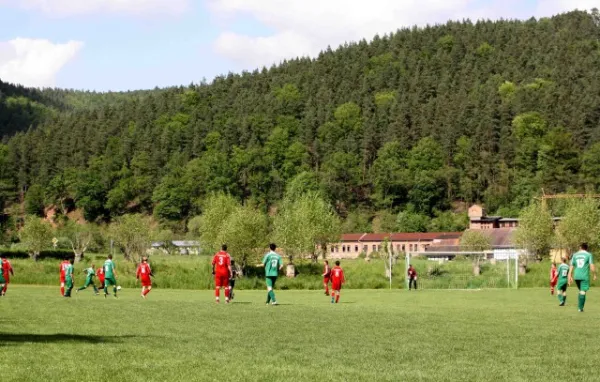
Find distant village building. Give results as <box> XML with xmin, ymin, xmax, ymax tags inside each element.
<box><xmin>150</xmin><ymin>241</ymin><xmax>201</xmax><ymax>255</ymax></box>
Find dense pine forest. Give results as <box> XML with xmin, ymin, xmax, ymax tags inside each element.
<box><xmin>1</xmin><ymin>10</ymin><xmax>600</xmax><ymax>236</ymax></box>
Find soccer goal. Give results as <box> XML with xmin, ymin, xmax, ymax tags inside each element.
<box><xmin>404</xmin><ymin>250</ymin><xmax>521</xmax><ymax>290</ymax></box>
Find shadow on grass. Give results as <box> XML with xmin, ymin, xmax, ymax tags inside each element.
<box><xmin>0</xmin><ymin>333</ymin><xmax>142</xmax><ymax>346</ymax></box>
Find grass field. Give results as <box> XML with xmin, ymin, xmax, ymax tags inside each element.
<box><xmin>2</xmin><ymin>286</ymin><xmax>600</xmax><ymax>381</ymax></box>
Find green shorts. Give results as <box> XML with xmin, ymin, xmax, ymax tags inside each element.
<box><xmin>557</xmin><ymin>281</ymin><xmax>568</xmax><ymax>292</ymax></box>
<box><xmin>0</xmin><ymin>273</ymin><xmax>5</xmax><ymax>284</ymax></box>
<box><xmin>576</xmin><ymin>279</ymin><xmax>590</xmax><ymax>292</ymax></box>
<box><xmin>105</xmin><ymin>277</ymin><xmax>117</xmax><ymax>286</ymax></box>
<box><xmin>84</xmin><ymin>278</ymin><xmax>95</xmax><ymax>288</ymax></box>
<box><xmin>265</xmin><ymin>276</ymin><xmax>277</xmax><ymax>288</ymax></box>
<box><xmin>66</xmin><ymin>278</ymin><xmax>73</xmax><ymax>288</ymax></box>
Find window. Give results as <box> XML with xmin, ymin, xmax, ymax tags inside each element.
<box><xmin>363</xmin><ymin>245</ymin><xmax>368</xmax><ymax>252</ymax></box>
<box><xmin>402</xmin><ymin>245</ymin><xmax>406</xmax><ymax>251</ymax></box>
<box><xmin>372</xmin><ymin>245</ymin><xmax>376</xmax><ymax>251</ymax></box>
<box><xmin>409</xmin><ymin>244</ymin><xmax>413</xmax><ymax>251</ymax></box>
<box><xmin>342</xmin><ymin>245</ymin><xmax>346</xmax><ymax>253</ymax></box>
<box><xmin>331</xmin><ymin>246</ymin><xmax>334</xmax><ymax>253</ymax></box>
<box><xmin>355</xmin><ymin>245</ymin><xmax>359</xmax><ymax>253</ymax></box>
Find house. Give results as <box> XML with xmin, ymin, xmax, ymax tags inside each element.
<box><xmin>327</xmin><ymin>232</ymin><xmax>463</xmax><ymax>259</ymax></box>
<box><xmin>150</xmin><ymin>241</ymin><xmax>202</xmax><ymax>255</ymax></box>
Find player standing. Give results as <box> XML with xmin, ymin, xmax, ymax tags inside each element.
<box><xmin>59</xmin><ymin>256</ymin><xmax>70</xmax><ymax>296</ymax></box>
<box><xmin>103</xmin><ymin>254</ymin><xmax>118</xmax><ymax>298</ymax></box>
<box><xmin>136</xmin><ymin>256</ymin><xmax>154</xmax><ymax>299</ymax></box>
<box><xmin>408</xmin><ymin>264</ymin><xmax>418</xmax><ymax>290</ymax></box>
<box><xmin>228</xmin><ymin>259</ymin><xmax>238</xmax><ymax>301</ymax></box>
<box><xmin>557</xmin><ymin>257</ymin><xmax>569</xmax><ymax>306</ymax></box>
<box><xmin>64</xmin><ymin>258</ymin><xmax>75</xmax><ymax>297</ymax></box>
<box><xmin>76</xmin><ymin>264</ymin><xmax>99</xmax><ymax>295</ymax></box>
<box><xmin>1</xmin><ymin>255</ymin><xmax>14</xmax><ymax>296</ymax></box>
<box><xmin>568</xmin><ymin>243</ymin><xmax>597</xmax><ymax>312</ymax></box>
<box><xmin>212</xmin><ymin>245</ymin><xmax>232</xmax><ymax>304</ymax></box>
<box><xmin>330</xmin><ymin>260</ymin><xmax>345</xmax><ymax>304</ymax></box>
<box><xmin>261</xmin><ymin>243</ymin><xmax>283</xmax><ymax>306</ymax></box>
<box><xmin>322</xmin><ymin>260</ymin><xmax>331</xmax><ymax>296</ymax></box>
<box><xmin>550</xmin><ymin>263</ymin><xmax>558</xmax><ymax>295</ymax></box>
<box><xmin>96</xmin><ymin>263</ymin><xmax>105</xmax><ymax>290</ymax></box>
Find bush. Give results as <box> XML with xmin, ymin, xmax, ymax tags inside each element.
<box><xmin>0</xmin><ymin>249</ymin><xmax>74</xmax><ymax>260</ymax></box>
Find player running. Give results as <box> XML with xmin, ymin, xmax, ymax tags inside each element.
<box><xmin>557</xmin><ymin>257</ymin><xmax>569</xmax><ymax>306</ymax></box>
<box><xmin>228</xmin><ymin>259</ymin><xmax>238</xmax><ymax>301</ymax></box>
<box><xmin>1</xmin><ymin>255</ymin><xmax>14</xmax><ymax>296</ymax></box>
<box><xmin>408</xmin><ymin>264</ymin><xmax>418</xmax><ymax>290</ymax></box>
<box><xmin>260</xmin><ymin>243</ymin><xmax>283</xmax><ymax>306</ymax></box>
<box><xmin>212</xmin><ymin>245</ymin><xmax>232</xmax><ymax>304</ymax></box>
<box><xmin>550</xmin><ymin>263</ymin><xmax>558</xmax><ymax>295</ymax></box>
<box><xmin>103</xmin><ymin>255</ymin><xmax>118</xmax><ymax>298</ymax></box>
<box><xmin>568</xmin><ymin>243</ymin><xmax>597</xmax><ymax>312</ymax></box>
<box><xmin>64</xmin><ymin>258</ymin><xmax>75</xmax><ymax>297</ymax></box>
<box><xmin>96</xmin><ymin>263</ymin><xmax>105</xmax><ymax>290</ymax></box>
<box><xmin>322</xmin><ymin>260</ymin><xmax>331</xmax><ymax>296</ymax></box>
<box><xmin>330</xmin><ymin>260</ymin><xmax>345</xmax><ymax>304</ymax></box>
<box><xmin>136</xmin><ymin>256</ymin><xmax>154</xmax><ymax>299</ymax></box>
<box><xmin>76</xmin><ymin>264</ymin><xmax>99</xmax><ymax>295</ymax></box>
<box><xmin>59</xmin><ymin>256</ymin><xmax>70</xmax><ymax>296</ymax></box>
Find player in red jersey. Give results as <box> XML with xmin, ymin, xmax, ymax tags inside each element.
<box><xmin>212</xmin><ymin>244</ymin><xmax>232</xmax><ymax>303</ymax></box>
<box><xmin>550</xmin><ymin>263</ymin><xmax>558</xmax><ymax>295</ymax></box>
<box><xmin>1</xmin><ymin>255</ymin><xmax>14</xmax><ymax>296</ymax></box>
<box><xmin>408</xmin><ymin>265</ymin><xmax>418</xmax><ymax>291</ymax></box>
<box><xmin>136</xmin><ymin>256</ymin><xmax>154</xmax><ymax>299</ymax></box>
<box><xmin>96</xmin><ymin>263</ymin><xmax>105</xmax><ymax>290</ymax></box>
<box><xmin>59</xmin><ymin>257</ymin><xmax>70</xmax><ymax>296</ymax></box>
<box><xmin>330</xmin><ymin>260</ymin><xmax>345</xmax><ymax>304</ymax></box>
<box><xmin>322</xmin><ymin>260</ymin><xmax>331</xmax><ymax>296</ymax></box>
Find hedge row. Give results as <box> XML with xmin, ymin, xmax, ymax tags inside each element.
<box><xmin>0</xmin><ymin>249</ymin><xmax>75</xmax><ymax>260</ymax></box>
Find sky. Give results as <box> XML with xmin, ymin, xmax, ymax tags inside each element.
<box><xmin>0</xmin><ymin>0</ymin><xmax>597</xmax><ymax>91</ymax></box>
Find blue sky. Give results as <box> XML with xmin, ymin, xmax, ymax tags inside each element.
<box><xmin>0</xmin><ymin>0</ymin><xmax>594</xmax><ymax>91</ymax></box>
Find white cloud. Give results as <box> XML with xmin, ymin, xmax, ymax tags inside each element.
<box><xmin>210</xmin><ymin>0</ymin><xmax>600</xmax><ymax>69</ymax></box>
<box><xmin>0</xmin><ymin>38</ymin><xmax>83</xmax><ymax>87</ymax></box>
<box><xmin>0</xmin><ymin>0</ymin><xmax>189</xmax><ymax>16</ymax></box>
<box><xmin>209</xmin><ymin>0</ymin><xmax>524</xmax><ymax>68</ymax></box>
<box><xmin>536</xmin><ymin>0</ymin><xmax>600</xmax><ymax>16</ymax></box>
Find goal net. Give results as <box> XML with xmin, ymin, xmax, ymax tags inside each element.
<box><xmin>405</xmin><ymin>250</ymin><xmax>521</xmax><ymax>290</ymax></box>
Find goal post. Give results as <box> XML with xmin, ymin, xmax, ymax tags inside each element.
<box><xmin>405</xmin><ymin>250</ymin><xmax>520</xmax><ymax>290</ymax></box>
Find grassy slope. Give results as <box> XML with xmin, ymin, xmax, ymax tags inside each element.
<box><xmin>5</xmin><ymin>255</ymin><xmax>593</xmax><ymax>290</ymax></box>
<box><xmin>1</xmin><ymin>286</ymin><xmax>600</xmax><ymax>382</ymax></box>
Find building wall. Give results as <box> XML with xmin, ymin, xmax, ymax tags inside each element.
<box><xmin>328</xmin><ymin>240</ymin><xmax>434</xmax><ymax>259</ymax></box>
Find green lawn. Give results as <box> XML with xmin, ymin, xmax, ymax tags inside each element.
<box><xmin>1</xmin><ymin>286</ymin><xmax>599</xmax><ymax>382</ymax></box>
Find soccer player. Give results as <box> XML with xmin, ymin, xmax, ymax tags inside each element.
<box><xmin>408</xmin><ymin>264</ymin><xmax>418</xmax><ymax>290</ymax></box>
<box><xmin>1</xmin><ymin>255</ymin><xmax>14</xmax><ymax>296</ymax></box>
<box><xmin>322</xmin><ymin>260</ymin><xmax>331</xmax><ymax>296</ymax></box>
<box><xmin>550</xmin><ymin>263</ymin><xmax>558</xmax><ymax>295</ymax></box>
<box><xmin>0</xmin><ymin>270</ymin><xmax>5</xmax><ymax>297</ymax></box>
<box><xmin>103</xmin><ymin>254</ymin><xmax>118</xmax><ymax>298</ymax></box>
<box><xmin>557</xmin><ymin>257</ymin><xmax>569</xmax><ymax>306</ymax></box>
<box><xmin>568</xmin><ymin>243</ymin><xmax>597</xmax><ymax>312</ymax></box>
<box><xmin>64</xmin><ymin>258</ymin><xmax>75</xmax><ymax>297</ymax></box>
<box><xmin>96</xmin><ymin>263</ymin><xmax>105</xmax><ymax>290</ymax></box>
<box><xmin>76</xmin><ymin>264</ymin><xmax>99</xmax><ymax>295</ymax></box>
<box><xmin>59</xmin><ymin>256</ymin><xmax>70</xmax><ymax>296</ymax></box>
<box><xmin>260</xmin><ymin>243</ymin><xmax>283</xmax><ymax>306</ymax></box>
<box><xmin>228</xmin><ymin>259</ymin><xmax>238</xmax><ymax>301</ymax></box>
<box><xmin>136</xmin><ymin>256</ymin><xmax>153</xmax><ymax>299</ymax></box>
<box><xmin>330</xmin><ymin>260</ymin><xmax>345</xmax><ymax>304</ymax></box>
<box><xmin>212</xmin><ymin>245</ymin><xmax>232</xmax><ymax>303</ymax></box>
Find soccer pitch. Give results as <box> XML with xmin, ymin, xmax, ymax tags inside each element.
<box><xmin>1</xmin><ymin>286</ymin><xmax>599</xmax><ymax>382</ymax></box>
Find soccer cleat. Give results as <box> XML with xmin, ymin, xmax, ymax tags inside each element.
<box><xmin>104</xmin><ymin>293</ymin><xmax>108</xmax><ymax>299</ymax></box>
<box><xmin>579</xmin><ymin>309</ymin><xmax>584</xmax><ymax>313</ymax></box>
<box><xmin>271</xmin><ymin>301</ymin><xmax>278</xmax><ymax>306</ymax></box>
<box><xmin>559</xmin><ymin>302</ymin><xmax>565</xmax><ymax>306</ymax></box>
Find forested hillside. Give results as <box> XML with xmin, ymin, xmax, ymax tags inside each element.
<box><xmin>1</xmin><ymin>10</ymin><xmax>600</xmax><ymax>233</ymax></box>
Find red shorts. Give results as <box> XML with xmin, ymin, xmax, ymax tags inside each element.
<box><xmin>140</xmin><ymin>277</ymin><xmax>152</xmax><ymax>287</ymax></box>
<box><xmin>323</xmin><ymin>277</ymin><xmax>330</xmax><ymax>284</ymax></box>
<box><xmin>215</xmin><ymin>274</ymin><xmax>229</xmax><ymax>288</ymax></box>
<box><xmin>332</xmin><ymin>281</ymin><xmax>342</xmax><ymax>291</ymax></box>
<box><xmin>550</xmin><ymin>280</ymin><xmax>557</xmax><ymax>287</ymax></box>
<box><xmin>60</xmin><ymin>276</ymin><xmax>65</xmax><ymax>283</ymax></box>
<box><xmin>3</xmin><ymin>274</ymin><xmax>9</xmax><ymax>283</ymax></box>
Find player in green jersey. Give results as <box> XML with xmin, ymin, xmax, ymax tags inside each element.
<box><xmin>568</xmin><ymin>243</ymin><xmax>597</xmax><ymax>312</ymax></box>
<box><xmin>76</xmin><ymin>264</ymin><xmax>99</xmax><ymax>295</ymax></box>
<box><xmin>260</xmin><ymin>243</ymin><xmax>283</xmax><ymax>305</ymax></box>
<box><xmin>556</xmin><ymin>257</ymin><xmax>570</xmax><ymax>306</ymax></box>
<box><xmin>103</xmin><ymin>254</ymin><xmax>118</xmax><ymax>298</ymax></box>
<box><xmin>64</xmin><ymin>258</ymin><xmax>75</xmax><ymax>297</ymax></box>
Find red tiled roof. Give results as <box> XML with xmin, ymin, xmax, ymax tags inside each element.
<box><xmin>340</xmin><ymin>232</ymin><xmax>463</xmax><ymax>242</ymax></box>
